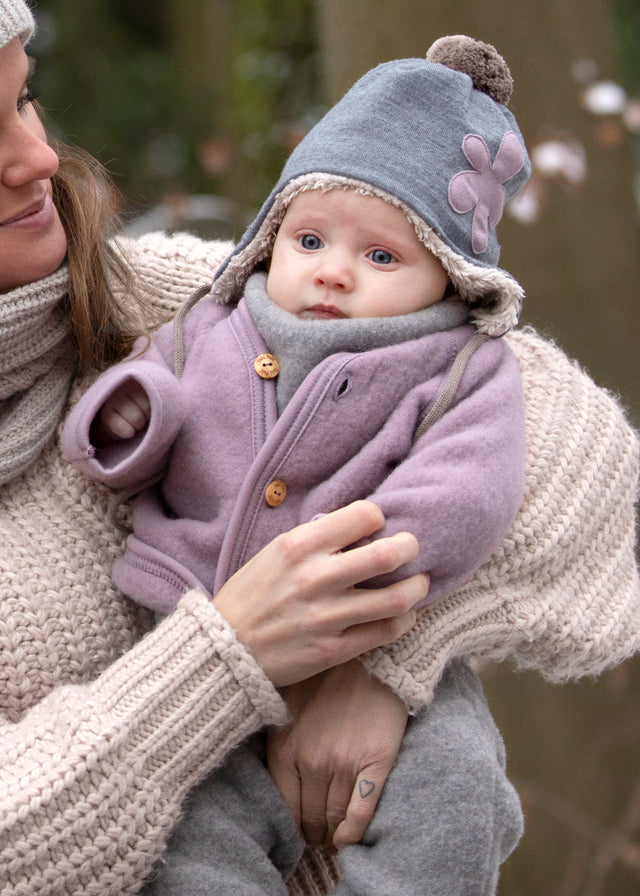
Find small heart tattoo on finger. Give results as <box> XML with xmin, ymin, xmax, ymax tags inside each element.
<box><xmin>358</xmin><ymin>779</ymin><xmax>375</xmax><ymax>798</ymax></box>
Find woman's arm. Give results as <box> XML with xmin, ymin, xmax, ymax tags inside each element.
<box><xmin>363</xmin><ymin>328</ymin><xmax>640</xmax><ymax>713</ymax></box>
<box><xmin>109</xmin><ymin>231</ymin><xmax>235</xmax><ymax>322</ymax></box>
<box><xmin>0</xmin><ymin>591</ymin><xmax>281</xmax><ymax>896</ymax></box>
<box><xmin>0</xmin><ymin>500</ymin><xmax>423</xmax><ymax>895</ymax></box>
<box><xmin>268</xmin><ymin>328</ymin><xmax>639</xmax><ymax>849</ymax></box>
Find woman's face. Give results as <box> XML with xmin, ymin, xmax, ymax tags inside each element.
<box><xmin>0</xmin><ymin>39</ymin><xmax>67</xmax><ymax>292</ymax></box>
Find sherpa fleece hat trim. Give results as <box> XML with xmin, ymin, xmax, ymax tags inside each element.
<box><xmin>0</xmin><ymin>0</ymin><xmax>35</xmax><ymax>49</ymax></box>
<box><xmin>210</xmin><ymin>173</ymin><xmax>524</xmax><ymax>336</ymax></box>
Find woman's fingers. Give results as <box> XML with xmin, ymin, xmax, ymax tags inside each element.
<box><xmin>332</xmin><ymin>770</ymin><xmax>385</xmax><ymax>851</ymax></box>
<box><xmin>293</xmin><ymin>500</ymin><xmax>387</xmax><ymax>555</ymax></box>
<box><xmin>330</xmin><ymin>528</ymin><xmax>420</xmax><ymax>590</ymax></box>
<box><xmin>301</xmin><ymin>604</ymin><xmax>419</xmax><ymax>687</ymax></box>
<box><xmin>267</xmin><ymin>661</ymin><xmax>408</xmax><ymax>852</ymax></box>
<box><xmin>324</xmin><ymin>766</ymin><xmax>356</xmax><ymax>849</ymax></box>
<box><xmin>280</xmin><ymin>502</ymin><xmax>420</xmax><ymax>592</ymax></box>
<box><xmin>321</xmin><ymin>572</ymin><xmax>429</xmax><ymax>629</ymax></box>
<box><xmin>269</xmin><ymin>607</ymin><xmax>417</xmax><ymax>687</ymax></box>
<box><xmin>267</xmin><ymin>746</ymin><xmax>303</xmax><ymax>833</ymax></box>
<box><xmin>299</xmin><ymin>773</ymin><xmax>331</xmax><ymax>847</ymax></box>
<box><xmin>214</xmin><ymin>501</ymin><xmax>427</xmax><ymax>685</ymax></box>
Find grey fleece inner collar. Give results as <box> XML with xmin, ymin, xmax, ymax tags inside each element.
<box><xmin>244</xmin><ymin>272</ymin><xmax>469</xmax><ymax>412</ymax></box>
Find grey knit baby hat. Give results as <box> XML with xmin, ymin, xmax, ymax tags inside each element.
<box><xmin>210</xmin><ymin>35</ymin><xmax>531</xmax><ymax>335</ymax></box>
<box><xmin>0</xmin><ymin>0</ymin><xmax>35</xmax><ymax>48</ymax></box>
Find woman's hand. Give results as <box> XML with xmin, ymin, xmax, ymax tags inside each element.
<box><xmin>267</xmin><ymin>658</ymin><xmax>409</xmax><ymax>851</ymax></box>
<box><xmin>213</xmin><ymin>501</ymin><xmax>426</xmax><ymax>687</ymax></box>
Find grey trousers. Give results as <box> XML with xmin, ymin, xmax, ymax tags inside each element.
<box><xmin>142</xmin><ymin>661</ymin><xmax>523</xmax><ymax>895</ymax></box>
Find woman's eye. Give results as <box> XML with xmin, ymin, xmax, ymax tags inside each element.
<box><xmin>17</xmin><ymin>88</ymin><xmax>37</xmax><ymax>114</ymax></box>
<box><xmin>369</xmin><ymin>249</ymin><xmax>394</xmax><ymax>265</ymax></box>
<box><xmin>299</xmin><ymin>234</ymin><xmax>323</xmax><ymax>251</ymax></box>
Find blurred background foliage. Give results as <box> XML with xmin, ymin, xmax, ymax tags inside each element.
<box><xmin>29</xmin><ymin>1</ymin><xmax>640</xmax><ymax>893</ymax></box>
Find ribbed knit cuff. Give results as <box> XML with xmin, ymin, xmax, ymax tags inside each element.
<box><xmin>362</xmin><ymin>594</ymin><xmax>515</xmax><ymax>713</ymax></box>
<box><xmin>96</xmin><ymin>589</ymin><xmax>287</xmax><ymax>787</ymax></box>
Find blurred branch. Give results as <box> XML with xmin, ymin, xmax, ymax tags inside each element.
<box><xmin>519</xmin><ymin>777</ymin><xmax>640</xmax><ymax>895</ymax></box>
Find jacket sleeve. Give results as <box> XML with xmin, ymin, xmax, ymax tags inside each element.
<box><xmin>0</xmin><ymin>591</ymin><xmax>287</xmax><ymax>894</ymax></box>
<box><xmin>63</xmin><ymin>246</ymin><xmax>233</xmax><ymax>490</ymax></box>
<box><xmin>361</xmin><ymin>335</ymin><xmax>526</xmax><ymax>607</ymax></box>
<box><xmin>64</xmin><ymin>230</ymin><xmax>235</xmax><ymax>488</ymax></box>
<box><xmin>61</xmin><ymin>330</ymin><xmax>187</xmax><ymax>489</ymax></box>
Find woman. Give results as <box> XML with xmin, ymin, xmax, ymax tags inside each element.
<box><xmin>1</xmin><ymin>4</ymin><xmax>638</xmax><ymax>895</ymax></box>
<box><xmin>0</xmin><ymin>5</ymin><xmax>526</xmax><ymax>895</ymax></box>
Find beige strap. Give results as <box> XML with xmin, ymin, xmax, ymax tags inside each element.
<box><xmin>413</xmin><ymin>332</ymin><xmax>490</xmax><ymax>446</ymax></box>
<box><xmin>173</xmin><ymin>282</ymin><xmax>213</xmax><ymax>377</ymax></box>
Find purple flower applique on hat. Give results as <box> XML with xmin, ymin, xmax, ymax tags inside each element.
<box><xmin>448</xmin><ymin>132</ymin><xmax>525</xmax><ymax>255</ymax></box>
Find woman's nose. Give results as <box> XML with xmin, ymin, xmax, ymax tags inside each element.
<box><xmin>1</xmin><ymin>120</ymin><xmax>59</xmax><ymax>188</ymax></box>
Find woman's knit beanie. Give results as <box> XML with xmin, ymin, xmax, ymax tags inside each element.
<box><xmin>0</xmin><ymin>0</ymin><xmax>35</xmax><ymax>48</ymax></box>
<box><xmin>210</xmin><ymin>35</ymin><xmax>531</xmax><ymax>336</ymax></box>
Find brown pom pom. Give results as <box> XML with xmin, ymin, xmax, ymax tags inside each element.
<box><xmin>426</xmin><ymin>35</ymin><xmax>514</xmax><ymax>105</ymax></box>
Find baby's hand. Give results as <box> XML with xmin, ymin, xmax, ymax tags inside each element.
<box><xmin>92</xmin><ymin>381</ymin><xmax>151</xmax><ymax>446</ymax></box>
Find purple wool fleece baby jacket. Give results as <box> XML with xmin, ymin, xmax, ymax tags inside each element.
<box><xmin>205</xmin><ymin>35</ymin><xmax>532</xmax><ymax>339</ymax></box>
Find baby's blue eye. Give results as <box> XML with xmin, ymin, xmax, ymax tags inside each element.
<box><xmin>370</xmin><ymin>249</ymin><xmax>394</xmax><ymax>265</ymax></box>
<box><xmin>299</xmin><ymin>234</ymin><xmax>323</xmax><ymax>250</ymax></box>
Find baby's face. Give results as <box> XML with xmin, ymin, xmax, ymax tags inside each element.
<box><xmin>266</xmin><ymin>189</ymin><xmax>449</xmax><ymax>320</ymax></box>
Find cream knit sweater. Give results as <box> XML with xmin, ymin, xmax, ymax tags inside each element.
<box><xmin>0</xmin><ymin>232</ymin><xmax>638</xmax><ymax>896</ymax></box>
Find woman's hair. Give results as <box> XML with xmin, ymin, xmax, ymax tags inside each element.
<box><xmin>50</xmin><ymin>136</ymin><xmax>158</xmax><ymax>369</ymax></box>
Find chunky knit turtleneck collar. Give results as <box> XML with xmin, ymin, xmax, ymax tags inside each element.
<box><xmin>0</xmin><ymin>266</ymin><xmax>77</xmax><ymax>484</ymax></box>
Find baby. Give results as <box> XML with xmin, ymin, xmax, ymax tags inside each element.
<box><xmin>63</xmin><ymin>35</ymin><xmax>529</xmax><ymax>612</ymax></box>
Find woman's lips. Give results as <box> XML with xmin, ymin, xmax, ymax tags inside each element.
<box><xmin>0</xmin><ymin>194</ymin><xmax>54</xmax><ymax>230</ymax></box>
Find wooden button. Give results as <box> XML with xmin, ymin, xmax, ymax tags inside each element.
<box><xmin>254</xmin><ymin>354</ymin><xmax>280</xmax><ymax>379</ymax></box>
<box><xmin>264</xmin><ymin>480</ymin><xmax>287</xmax><ymax>507</ymax></box>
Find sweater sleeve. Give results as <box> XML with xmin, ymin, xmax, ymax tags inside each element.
<box><xmin>109</xmin><ymin>230</ymin><xmax>235</xmax><ymax>320</ymax></box>
<box><xmin>363</xmin><ymin>328</ymin><xmax>640</xmax><ymax>713</ymax></box>
<box><xmin>0</xmin><ymin>591</ymin><xmax>287</xmax><ymax>895</ymax></box>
